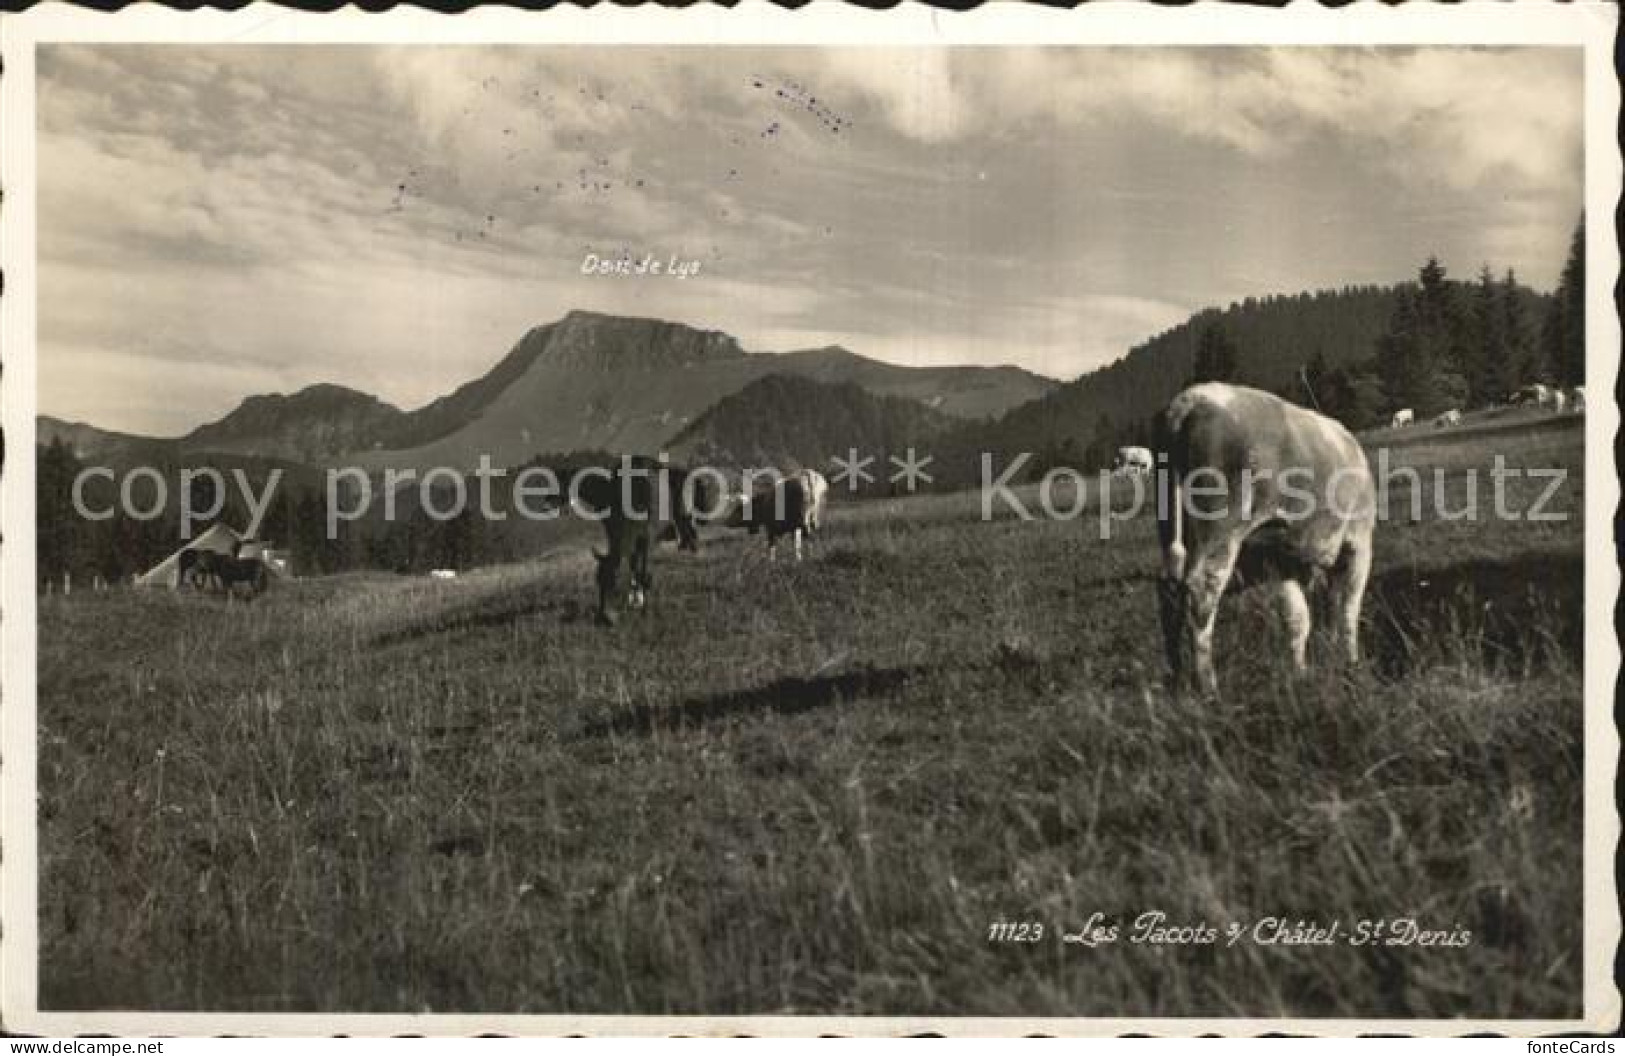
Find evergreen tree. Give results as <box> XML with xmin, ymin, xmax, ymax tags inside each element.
<box><xmin>1503</xmin><ymin>268</ymin><xmax>1535</xmax><ymax>390</ymax></box>
<box><xmin>1376</xmin><ymin>257</ymin><xmax>1469</xmax><ymax>416</ymax></box>
<box><xmin>1376</xmin><ymin>287</ymin><xmax>1428</xmax><ymax>413</ymax></box>
<box><xmin>37</xmin><ymin>438</ymin><xmax>82</xmax><ymax>587</ymax></box>
<box><xmin>1473</xmin><ymin>264</ymin><xmax>1510</xmax><ymax>405</ymax></box>
<box><xmin>1545</xmin><ymin>216</ymin><xmax>1586</xmax><ymax>385</ymax></box>
<box><xmin>1190</xmin><ymin>323</ymin><xmax>1239</xmax><ymax>384</ymax></box>
<box><xmin>1301</xmin><ymin>349</ymin><xmax>1330</xmax><ymax>411</ymax></box>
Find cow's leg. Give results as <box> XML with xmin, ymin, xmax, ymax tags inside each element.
<box><xmin>1182</xmin><ymin>534</ymin><xmax>1244</xmax><ymax>698</ymax></box>
<box><xmin>1328</xmin><ymin>529</ymin><xmax>1374</xmax><ymax>664</ymax></box>
<box><xmin>629</xmin><ymin>535</ymin><xmax>651</xmax><ymax>611</ymax></box>
<box><xmin>793</xmin><ymin>528</ymin><xmax>804</xmax><ymax>562</ymax></box>
<box><xmin>595</xmin><ymin>549</ymin><xmax>621</xmax><ymax>626</ymax></box>
<box><xmin>1157</xmin><ymin>575</ymin><xmax>1191</xmax><ymax>689</ymax></box>
<box><xmin>1156</xmin><ymin>484</ymin><xmax>1190</xmax><ymax>688</ymax></box>
<box><xmin>1277</xmin><ymin>576</ymin><xmax>1312</xmax><ymax>673</ymax></box>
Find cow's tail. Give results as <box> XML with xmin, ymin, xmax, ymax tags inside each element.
<box><xmin>1151</xmin><ymin>406</ymin><xmax>1190</xmax><ymax>689</ymax></box>
<box><xmin>1151</xmin><ymin>408</ymin><xmax>1186</xmax><ymax>582</ymax></box>
<box><xmin>1161</xmin><ymin>473</ymin><xmax>1186</xmax><ymax>581</ymax></box>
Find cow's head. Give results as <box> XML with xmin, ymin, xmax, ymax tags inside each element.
<box><xmin>721</xmin><ymin>490</ymin><xmax>756</xmax><ymax>530</ymax></box>
<box><xmin>593</xmin><ymin>549</ymin><xmax>638</xmax><ymax>625</ymax></box>
<box><xmin>671</xmin><ymin>469</ymin><xmax>706</xmax><ymax>552</ymax></box>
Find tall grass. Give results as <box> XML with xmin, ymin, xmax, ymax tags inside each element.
<box><xmin>38</xmin><ymin>421</ymin><xmax>1585</xmax><ymax>1016</ymax></box>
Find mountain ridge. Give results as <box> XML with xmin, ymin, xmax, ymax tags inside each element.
<box><xmin>42</xmin><ymin>310</ymin><xmax>1055</xmax><ymax>472</ymax></box>
<box><xmin>182</xmin><ymin>383</ymin><xmax>406</xmax><ymax>464</ymax></box>
<box><xmin>667</xmin><ymin>373</ymin><xmax>955</xmax><ymax>479</ymax></box>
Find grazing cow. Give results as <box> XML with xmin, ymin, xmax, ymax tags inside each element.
<box><xmin>1510</xmin><ymin>383</ymin><xmax>1553</xmax><ymax>408</ymax></box>
<box><xmin>429</xmin><ymin>569</ymin><xmax>458</xmax><ymax>580</ymax></box>
<box><xmin>177</xmin><ymin>547</ymin><xmax>217</xmax><ymax>591</ymax></box>
<box><xmin>1389</xmin><ymin>408</ymin><xmax>1414</xmax><ymax>429</ymax></box>
<box><xmin>575</xmin><ymin>458</ymin><xmax>703</xmax><ymax>626</ymax></box>
<box><xmin>1153</xmin><ymin>383</ymin><xmax>1376</xmax><ymax>698</ymax></box>
<box><xmin>1570</xmin><ymin>386</ymin><xmax>1586</xmax><ymax>413</ymax></box>
<box><xmin>1433</xmin><ymin>408</ymin><xmax>1462</xmax><ymax>428</ymax></box>
<box><xmin>724</xmin><ymin>468</ymin><xmax>829</xmax><ymax>561</ymax></box>
<box><xmin>1112</xmin><ymin>446</ymin><xmax>1154</xmax><ymax>475</ymax></box>
<box><xmin>189</xmin><ymin>542</ymin><xmax>270</xmax><ymax>599</ymax></box>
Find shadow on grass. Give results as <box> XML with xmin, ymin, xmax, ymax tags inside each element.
<box><xmin>369</xmin><ymin>586</ymin><xmax>575</xmax><ymax>648</ymax></box>
<box><xmin>1364</xmin><ymin>550</ymin><xmax>1582</xmax><ymax>677</ymax></box>
<box><xmin>579</xmin><ymin>664</ymin><xmax>922</xmax><ymax>739</ymax></box>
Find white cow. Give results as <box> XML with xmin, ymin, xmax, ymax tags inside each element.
<box><xmin>725</xmin><ymin>468</ymin><xmax>829</xmax><ymax>561</ymax></box>
<box><xmin>1551</xmin><ymin>389</ymin><xmax>1568</xmax><ymax>415</ymax></box>
<box><xmin>1390</xmin><ymin>408</ymin><xmax>1415</xmax><ymax>429</ymax></box>
<box><xmin>1510</xmin><ymin>383</ymin><xmax>1552</xmax><ymax>408</ymax></box>
<box><xmin>1112</xmin><ymin>446</ymin><xmax>1154</xmax><ymax>475</ymax></box>
<box><xmin>1153</xmin><ymin>383</ymin><xmax>1376</xmax><ymax>698</ymax></box>
<box><xmin>1570</xmin><ymin>386</ymin><xmax>1586</xmax><ymax>413</ymax></box>
<box><xmin>1433</xmin><ymin>408</ymin><xmax>1462</xmax><ymax>428</ymax></box>
<box><xmin>800</xmin><ymin>468</ymin><xmax>830</xmax><ymax>535</ymax></box>
<box><xmin>430</xmin><ymin>569</ymin><xmax>458</xmax><ymax>580</ymax></box>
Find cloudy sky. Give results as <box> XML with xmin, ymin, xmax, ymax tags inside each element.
<box><xmin>37</xmin><ymin>45</ymin><xmax>1583</xmax><ymax>436</ymax></box>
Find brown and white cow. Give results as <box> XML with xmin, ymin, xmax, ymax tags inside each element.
<box><xmin>1153</xmin><ymin>383</ymin><xmax>1376</xmax><ymax>698</ymax></box>
<box><xmin>1112</xmin><ymin>446</ymin><xmax>1154</xmax><ymax>475</ymax></box>
<box><xmin>1510</xmin><ymin>383</ymin><xmax>1554</xmax><ymax>408</ymax></box>
<box><xmin>724</xmin><ymin>468</ymin><xmax>829</xmax><ymax>561</ymax></box>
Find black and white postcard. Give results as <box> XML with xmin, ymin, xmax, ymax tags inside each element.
<box><xmin>1</xmin><ymin>1</ymin><xmax>1619</xmax><ymax>1037</ymax></box>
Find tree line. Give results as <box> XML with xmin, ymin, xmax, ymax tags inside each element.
<box><xmin>1018</xmin><ymin>215</ymin><xmax>1585</xmax><ymax>480</ymax></box>
<box><xmin>34</xmin><ymin>445</ymin><xmax>623</xmax><ymax>589</ymax></box>
<box><xmin>37</xmin><ymin>218</ymin><xmax>1587</xmax><ymax>585</ymax></box>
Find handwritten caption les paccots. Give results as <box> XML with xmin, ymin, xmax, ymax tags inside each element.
<box><xmin>989</xmin><ymin>912</ymin><xmax>1472</xmax><ymax>949</ymax></box>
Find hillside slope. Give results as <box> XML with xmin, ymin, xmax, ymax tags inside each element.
<box><xmin>954</xmin><ymin>286</ymin><xmax>1400</xmax><ymax>462</ymax></box>
<box><xmin>667</xmin><ymin>373</ymin><xmax>955</xmax><ymax>476</ymax></box>
<box><xmin>37</xmin><ymin>417</ymin><xmax>165</xmax><ymax>464</ymax></box>
<box><xmin>183</xmin><ymin>384</ymin><xmax>406</xmax><ymax>464</ymax></box>
<box><xmin>347</xmin><ymin>311</ymin><xmax>1053</xmax><ymax>470</ymax></box>
<box><xmin>951</xmin><ymin>282</ymin><xmax>1555</xmax><ymax>471</ymax></box>
<box><xmin>40</xmin><ymin>312</ymin><xmax>1054</xmax><ymax>475</ymax></box>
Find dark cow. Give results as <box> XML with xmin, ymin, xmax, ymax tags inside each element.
<box><xmin>177</xmin><ymin>547</ymin><xmax>215</xmax><ymax>590</ymax></box>
<box><xmin>723</xmin><ymin>468</ymin><xmax>829</xmax><ymax>561</ymax></box>
<box><xmin>183</xmin><ymin>541</ymin><xmax>270</xmax><ymax>598</ymax></box>
<box><xmin>575</xmin><ymin>458</ymin><xmax>704</xmax><ymax>626</ymax></box>
<box><xmin>1154</xmin><ymin>383</ymin><xmax>1375</xmax><ymax>698</ymax></box>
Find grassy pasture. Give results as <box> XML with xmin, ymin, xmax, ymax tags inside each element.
<box><xmin>38</xmin><ymin>417</ymin><xmax>1585</xmax><ymax>1017</ymax></box>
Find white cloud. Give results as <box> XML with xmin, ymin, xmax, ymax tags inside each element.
<box><xmin>823</xmin><ymin>47</ymin><xmax>1582</xmax><ymax>196</ymax></box>
<box><xmin>818</xmin><ymin>49</ymin><xmax>964</xmax><ymax>143</ymax></box>
<box><xmin>34</xmin><ymin>44</ymin><xmax>1584</xmax><ymax>436</ymax></box>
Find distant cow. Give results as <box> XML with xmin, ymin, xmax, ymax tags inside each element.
<box><xmin>1551</xmin><ymin>389</ymin><xmax>1568</xmax><ymax>415</ymax></box>
<box><xmin>574</xmin><ymin>458</ymin><xmax>703</xmax><ymax>626</ymax></box>
<box><xmin>1570</xmin><ymin>386</ymin><xmax>1586</xmax><ymax>413</ymax></box>
<box><xmin>1433</xmin><ymin>408</ymin><xmax>1462</xmax><ymax>428</ymax></box>
<box><xmin>187</xmin><ymin>542</ymin><xmax>270</xmax><ymax>599</ymax></box>
<box><xmin>1510</xmin><ymin>383</ymin><xmax>1554</xmax><ymax>408</ymax></box>
<box><xmin>177</xmin><ymin>547</ymin><xmax>217</xmax><ymax>591</ymax></box>
<box><xmin>1112</xmin><ymin>446</ymin><xmax>1154</xmax><ymax>475</ymax></box>
<box><xmin>1153</xmin><ymin>383</ymin><xmax>1376</xmax><ymax>698</ymax></box>
<box><xmin>724</xmin><ymin>468</ymin><xmax>829</xmax><ymax>561</ymax></box>
<box><xmin>1390</xmin><ymin>408</ymin><xmax>1414</xmax><ymax>429</ymax></box>
<box><xmin>429</xmin><ymin>569</ymin><xmax>458</xmax><ymax>580</ymax></box>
